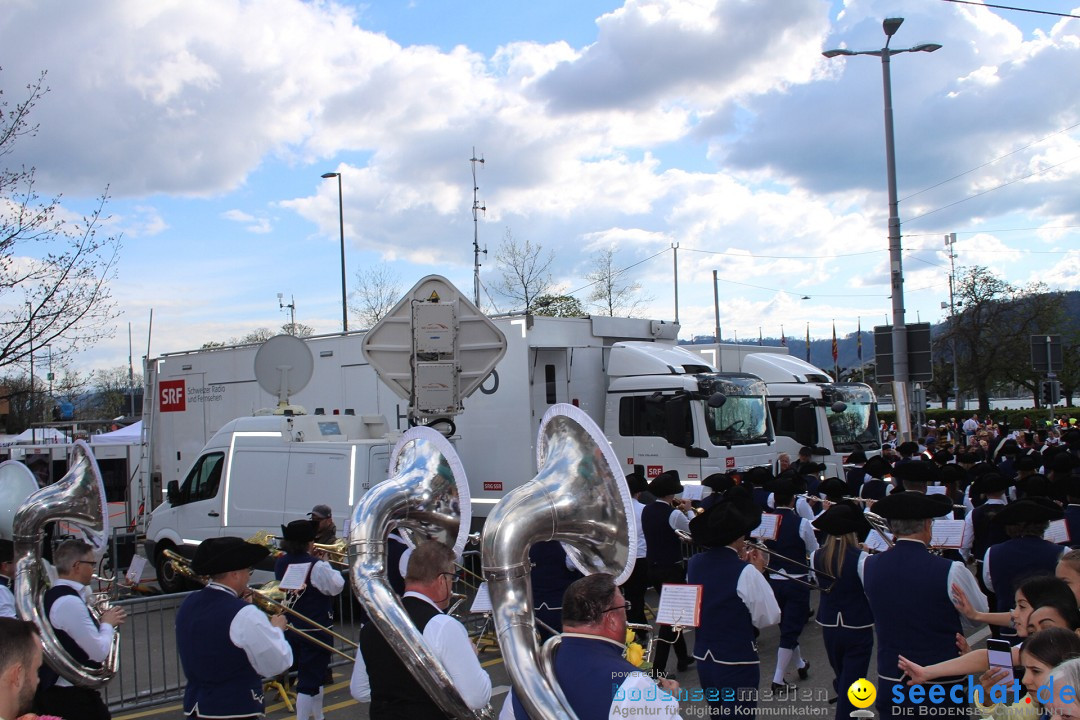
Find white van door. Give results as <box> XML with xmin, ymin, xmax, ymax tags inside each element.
<box><xmin>225</xmin><ymin>448</ymin><xmax>287</xmax><ymax>536</ymax></box>
<box><xmin>173</xmin><ymin>451</ymin><xmax>226</xmax><ymax>541</ymax></box>
<box><xmin>281</xmin><ymin>448</ymin><xmax>351</xmax><ymax>528</ymax></box>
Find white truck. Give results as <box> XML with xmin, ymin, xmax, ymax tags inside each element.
<box><xmin>142</xmin><ymin>282</ymin><xmax>781</xmax><ymax>588</ymax></box>
<box><xmin>688</xmin><ymin>343</ymin><xmax>882</xmax><ymax>478</ymax></box>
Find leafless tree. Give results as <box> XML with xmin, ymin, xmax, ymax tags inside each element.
<box><xmin>89</xmin><ymin>365</ymin><xmax>143</xmax><ymax>419</ymax></box>
<box><xmin>0</xmin><ymin>69</ymin><xmax>121</xmax><ymax>370</ymax></box>
<box><xmin>493</xmin><ymin>228</ymin><xmax>555</xmax><ymax>313</ymax></box>
<box><xmin>585</xmin><ymin>247</ymin><xmax>651</xmax><ymax>317</ymax></box>
<box><xmin>351</xmin><ymin>264</ymin><xmax>402</xmax><ymax>328</ymax></box>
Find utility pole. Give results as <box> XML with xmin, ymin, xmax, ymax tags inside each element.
<box><xmin>672</xmin><ymin>242</ymin><xmax>680</xmax><ymax>325</ymax></box>
<box><xmin>945</xmin><ymin>233</ymin><xmax>961</xmax><ymax>411</ymax></box>
<box><xmin>470</xmin><ymin>148</ymin><xmax>487</xmax><ymax>307</ymax></box>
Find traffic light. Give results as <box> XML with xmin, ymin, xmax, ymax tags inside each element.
<box><xmin>1042</xmin><ymin>380</ymin><xmax>1061</xmax><ymax>406</ymax></box>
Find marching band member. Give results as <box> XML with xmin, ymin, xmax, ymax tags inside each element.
<box><xmin>275</xmin><ymin>519</ymin><xmax>345</xmax><ymax>720</ymax></box>
<box><xmin>811</xmin><ymin>503</ymin><xmax>874</xmax><ymax>720</ymax></box>
<box><xmin>860</xmin><ymin>491</ymin><xmax>987</xmax><ymax>718</ymax></box>
<box><xmin>175</xmin><ymin>536</ymin><xmax>293</xmax><ymax>720</ymax></box>
<box><xmin>34</xmin><ymin>539</ymin><xmax>127</xmax><ymax>720</ymax></box>
<box><xmin>641</xmin><ymin>470</ymin><xmax>694</xmax><ymax>676</ymax></box>
<box><xmin>529</xmin><ymin>540</ymin><xmax>580</xmax><ymax>640</ymax></box>
<box><xmin>686</xmin><ymin>486</ymin><xmax>780</xmax><ymax>719</ymax></box>
<box><xmin>0</xmin><ymin>540</ymin><xmax>16</xmax><ymax>618</ymax></box>
<box><xmin>621</xmin><ymin>472</ymin><xmax>651</xmax><ymax>628</ymax></box>
<box><xmin>763</xmin><ymin>477</ymin><xmax>818</xmax><ymax>691</ymax></box>
<box><xmin>351</xmin><ymin>540</ymin><xmax>491</xmax><ymax>719</ymax></box>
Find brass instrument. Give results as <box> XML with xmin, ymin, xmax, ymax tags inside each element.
<box><xmin>864</xmin><ymin>511</ymin><xmax>896</xmax><ymax>549</ymax></box>
<box><xmin>163</xmin><ymin>549</ymin><xmax>356</xmax><ymax>661</ymax></box>
<box><xmin>626</xmin><ymin>622</ymin><xmax>658</xmax><ymax>668</ymax></box>
<box><xmin>12</xmin><ymin>442</ymin><xmax>120</xmax><ymax>687</ymax></box>
<box><xmin>312</xmin><ymin>539</ymin><xmax>347</xmax><ymax>568</ymax></box>
<box><xmin>482</xmin><ymin>404</ymin><xmax>637</xmax><ymax>720</ymax></box>
<box><xmin>745</xmin><ymin>539</ymin><xmax>835</xmax><ymax>592</ymax></box>
<box><xmin>348</xmin><ymin>426</ymin><xmax>490</xmax><ymax>719</ymax></box>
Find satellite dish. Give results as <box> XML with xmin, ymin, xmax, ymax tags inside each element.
<box><xmin>254</xmin><ymin>335</ymin><xmax>314</xmax><ymax>409</ymax></box>
<box><xmin>0</xmin><ymin>460</ymin><xmax>40</xmax><ymax>540</ymax></box>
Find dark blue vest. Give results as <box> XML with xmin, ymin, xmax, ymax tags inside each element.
<box><xmin>687</xmin><ymin>547</ymin><xmax>757</xmax><ymax>664</ymax></box>
<box><xmin>274</xmin><ymin>552</ymin><xmax>333</xmax><ymax>631</ymax></box>
<box><xmin>765</xmin><ymin>508</ymin><xmax>808</xmax><ymax>577</ymax></box>
<box><xmin>530</xmin><ymin>541</ymin><xmax>577</xmax><ymax>609</ymax></box>
<box><xmin>860</xmin><ymin>479</ymin><xmax>888</xmax><ymax>501</ymax></box>
<box><xmin>1064</xmin><ymin>506</ymin><xmax>1080</xmax><ymax>549</ymax></box>
<box><xmin>176</xmin><ymin>586</ymin><xmax>264</xmax><ymax>718</ymax></box>
<box><xmin>845</xmin><ymin>467</ymin><xmax>867</xmax><ymax>497</ymax></box>
<box><xmin>988</xmin><ymin>536</ymin><xmax>1063</xmax><ymax>612</ymax></box>
<box><xmin>813</xmin><ymin>546</ymin><xmax>874</xmax><ymax>627</ymax></box>
<box><xmin>971</xmin><ymin>501</ymin><xmax>1009</xmax><ymax>563</ymax></box>
<box><xmin>39</xmin><ymin>584</ymin><xmax>101</xmax><ymax>689</ymax></box>
<box><xmin>360</xmin><ymin>595</ymin><xmax>444</xmax><ymax>719</ymax></box>
<box><xmin>751</xmin><ymin>487</ymin><xmax>771</xmax><ymax>512</ymax></box>
<box><xmin>863</xmin><ymin>540</ymin><xmax>963</xmax><ymax>680</ymax></box>
<box><xmin>642</xmin><ymin>502</ymin><xmax>681</xmax><ymax>567</ymax></box>
<box><xmin>510</xmin><ymin>635</ymin><xmax>649</xmax><ymax>720</ymax></box>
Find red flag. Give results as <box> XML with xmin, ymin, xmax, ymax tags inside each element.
<box><xmin>832</xmin><ymin>321</ymin><xmax>838</xmax><ymax>364</ymax></box>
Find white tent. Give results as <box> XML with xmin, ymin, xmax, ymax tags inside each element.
<box><xmin>1</xmin><ymin>427</ymin><xmax>69</xmax><ymax>446</ymax></box>
<box><xmin>90</xmin><ymin>420</ymin><xmax>142</xmax><ymax>445</ymax></box>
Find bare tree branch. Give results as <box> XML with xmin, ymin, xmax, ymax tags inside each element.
<box><xmin>585</xmin><ymin>246</ymin><xmax>652</xmax><ymax>317</ymax></box>
<box><xmin>492</xmin><ymin>227</ymin><xmax>555</xmax><ymax>313</ymax></box>
<box><xmin>350</xmin><ymin>263</ymin><xmax>402</xmax><ymax>328</ymax></box>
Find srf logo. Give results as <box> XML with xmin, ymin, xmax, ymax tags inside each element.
<box><xmin>647</xmin><ymin>466</ymin><xmax>663</xmax><ymax>478</ymax></box>
<box><xmin>159</xmin><ymin>379</ymin><xmax>186</xmax><ymax>412</ymax></box>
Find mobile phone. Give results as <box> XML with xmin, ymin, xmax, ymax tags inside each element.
<box><xmin>986</xmin><ymin>639</ymin><xmax>1015</xmax><ymax>684</ymax></box>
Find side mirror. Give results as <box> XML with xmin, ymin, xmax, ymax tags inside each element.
<box><xmin>707</xmin><ymin>393</ymin><xmax>727</xmax><ymax>409</ymax></box>
<box><xmin>794</xmin><ymin>404</ymin><xmax>817</xmax><ymax>447</ymax></box>
<box><xmin>831</xmin><ymin>401</ymin><xmax>847</xmax><ymax>413</ymax></box>
<box><xmin>686</xmin><ymin>446</ymin><xmax>709</xmax><ymax>458</ymax></box>
<box><xmin>166</xmin><ymin>480</ymin><xmax>180</xmax><ymax>505</ymax></box>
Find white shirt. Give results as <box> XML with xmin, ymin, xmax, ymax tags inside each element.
<box><xmin>350</xmin><ymin>591</ymin><xmax>491</xmax><ymax>711</ymax></box>
<box><xmin>206</xmin><ymin>583</ymin><xmax>293</xmax><ymax>678</ymax></box>
<box><xmin>47</xmin><ymin>579</ymin><xmax>116</xmax><ymax>688</ymax></box>
<box><xmin>631</xmin><ymin>498</ymin><xmax>647</xmax><ymax>559</ymax></box>
<box><xmin>304</xmin><ymin>559</ymin><xmax>346</xmax><ymax>597</ymax></box>
<box><xmin>496</xmin><ymin>634</ymin><xmax>683</xmax><ymax>720</ymax></box>
<box><xmin>0</xmin><ymin>576</ymin><xmax>15</xmax><ymax>619</ymax></box>
<box><xmin>666</xmin><ymin>506</ymin><xmax>694</xmax><ymax>534</ymax></box>
<box><xmin>737</xmin><ymin>554</ymin><xmax>783</xmax><ymax>630</ymax></box>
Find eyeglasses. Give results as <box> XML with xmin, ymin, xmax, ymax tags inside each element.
<box><xmin>601</xmin><ymin>601</ymin><xmax>632</xmax><ymax>614</ymax></box>
<box><xmin>74</xmin><ymin>560</ymin><xmax>96</xmax><ymax>568</ymax></box>
<box><xmin>439</xmin><ymin>571</ymin><xmax>462</xmax><ymax>582</ymax></box>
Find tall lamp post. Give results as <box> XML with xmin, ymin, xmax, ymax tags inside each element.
<box><xmin>26</xmin><ymin>302</ymin><xmax>34</xmax><ymax>443</ymax></box>
<box><xmin>823</xmin><ymin>18</ymin><xmax>941</xmax><ymax>441</ymax></box>
<box><xmin>320</xmin><ymin>171</ymin><xmax>348</xmax><ymax>332</ymax></box>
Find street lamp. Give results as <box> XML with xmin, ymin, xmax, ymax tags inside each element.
<box><xmin>823</xmin><ymin>17</ymin><xmax>941</xmax><ymax>442</ymax></box>
<box><xmin>26</xmin><ymin>301</ymin><xmax>34</xmax><ymax>443</ymax></box>
<box><xmin>320</xmin><ymin>171</ymin><xmax>348</xmax><ymax>332</ymax></box>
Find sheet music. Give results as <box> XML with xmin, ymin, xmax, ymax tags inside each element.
<box><xmin>1045</xmin><ymin>519</ymin><xmax>1071</xmax><ymax>545</ymax></box>
<box><xmin>926</xmin><ymin>485</ymin><xmax>947</xmax><ymax>496</ymax></box>
<box><xmin>278</xmin><ymin>562</ymin><xmax>311</xmax><ymax>591</ymax></box>
<box><xmin>125</xmin><ymin>555</ymin><xmax>147</xmax><ymax>584</ymax></box>
<box><xmin>865</xmin><ymin>529</ymin><xmax>893</xmax><ymax>553</ymax></box>
<box><xmin>470</xmin><ymin>582</ymin><xmax>493</xmax><ymax>614</ymax></box>
<box><xmin>681</xmin><ymin>484</ymin><xmax>703</xmax><ymax>501</ymax></box>
<box><xmin>930</xmin><ymin>519</ymin><xmax>966</xmax><ymax>549</ymax></box>
<box><xmin>751</xmin><ymin>513</ymin><xmax>781</xmax><ymax>541</ymax></box>
<box><xmin>655</xmin><ymin>584</ymin><xmax>702</xmax><ymax>627</ymax></box>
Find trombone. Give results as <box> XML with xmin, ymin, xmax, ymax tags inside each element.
<box><xmin>863</xmin><ymin>511</ymin><xmax>896</xmax><ymax>549</ymax></box>
<box><xmin>163</xmin><ymin>549</ymin><xmax>357</xmax><ymax>661</ymax></box>
<box><xmin>744</xmin><ymin>540</ymin><xmax>835</xmax><ymax>592</ymax></box>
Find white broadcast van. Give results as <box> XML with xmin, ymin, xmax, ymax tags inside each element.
<box><xmin>142</xmin><ymin>277</ymin><xmax>781</xmax><ymax>588</ymax></box>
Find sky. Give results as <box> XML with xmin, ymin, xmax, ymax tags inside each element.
<box><xmin>2</xmin><ymin>0</ymin><xmax>1079</xmax><ymax>375</ymax></box>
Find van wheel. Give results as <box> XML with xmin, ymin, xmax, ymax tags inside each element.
<box><xmin>155</xmin><ymin>544</ymin><xmax>190</xmax><ymax>594</ymax></box>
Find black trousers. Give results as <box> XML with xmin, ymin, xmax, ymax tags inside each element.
<box><xmin>647</xmin><ymin>562</ymin><xmax>690</xmax><ymax>674</ymax></box>
<box><xmin>35</xmin><ymin>684</ymin><xmax>111</xmax><ymax>720</ymax></box>
<box><xmin>621</xmin><ymin>558</ymin><xmax>650</xmax><ymax>626</ymax></box>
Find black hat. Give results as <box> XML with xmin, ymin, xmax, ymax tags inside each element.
<box><xmin>863</xmin><ymin>456</ymin><xmax>892</xmax><ymax>480</ymax></box>
<box><xmin>939</xmin><ymin>463</ymin><xmax>967</xmax><ymax>486</ymax></box>
<box><xmin>813</xmin><ymin>504</ymin><xmax>871</xmax><ymax>537</ymax></box>
<box><xmin>847</xmin><ymin>450</ymin><xmax>868</xmax><ymax>464</ymax></box>
<box><xmin>648</xmin><ymin>470</ymin><xmax>683</xmax><ymax>497</ymax></box>
<box><xmin>0</xmin><ymin>539</ymin><xmax>12</xmax><ymax>563</ymax></box>
<box><xmin>1065</xmin><ymin>473</ymin><xmax>1080</xmax><ymax>500</ymax></box>
<box><xmin>798</xmin><ymin>446</ymin><xmax>815</xmax><ymax>458</ymax></box>
<box><xmin>872</xmin><ymin>491</ymin><xmax>954</xmax><ymax>520</ymax></box>
<box><xmin>898</xmin><ymin>441</ymin><xmax>920</xmax><ymax>456</ymax></box>
<box><xmin>768</xmin><ymin>476</ymin><xmax>802</xmax><ymax>498</ymax></box>
<box><xmin>1020</xmin><ymin>474</ymin><xmax>1053</xmax><ymax>499</ymax></box>
<box><xmin>702</xmin><ymin>473</ymin><xmax>735</xmax><ymax>493</ymax></box>
<box><xmin>308</xmin><ymin>504</ymin><xmax>333</xmax><ymax>520</ymax></box>
<box><xmin>974</xmin><ymin>471</ymin><xmax>1010</xmax><ymax>495</ymax></box>
<box><xmin>992</xmin><ymin>498</ymin><xmax>1063</xmax><ymax>525</ymax></box>
<box><xmin>689</xmin><ymin>487</ymin><xmax>762</xmax><ymax>547</ymax></box>
<box><xmin>1015</xmin><ymin>456</ymin><xmax>1041</xmax><ymax>473</ymax></box>
<box><xmin>932</xmin><ymin>450</ymin><xmax>954</xmax><ymax>465</ymax></box>
<box><xmin>625</xmin><ymin>472</ymin><xmax>648</xmax><ymax>495</ymax></box>
<box><xmin>281</xmin><ymin>519</ymin><xmax>317</xmax><ymax>543</ymax></box>
<box><xmin>191</xmin><ymin>536</ymin><xmax>269</xmax><ymax>576</ymax></box>
<box><xmin>893</xmin><ymin>460</ymin><xmax>940</xmax><ymax>486</ymax></box>
<box><xmin>744</xmin><ymin>466</ymin><xmax>773</xmax><ymax>487</ymax></box>
<box><xmin>817</xmin><ymin>477</ymin><xmax>848</xmax><ymax>502</ymax></box>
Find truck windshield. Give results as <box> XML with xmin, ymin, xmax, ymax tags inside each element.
<box><xmin>826</xmin><ymin>384</ymin><xmax>881</xmax><ymax>452</ymax></box>
<box><xmin>701</xmin><ymin>376</ymin><xmax>772</xmax><ymax>446</ymax></box>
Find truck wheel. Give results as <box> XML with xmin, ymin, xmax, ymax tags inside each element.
<box><xmin>155</xmin><ymin>544</ymin><xmax>190</xmax><ymax>594</ymax></box>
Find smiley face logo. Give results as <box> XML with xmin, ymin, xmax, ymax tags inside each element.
<box><xmin>848</xmin><ymin>678</ymin><xmax>876</xmax><ymax>709</ymax></box>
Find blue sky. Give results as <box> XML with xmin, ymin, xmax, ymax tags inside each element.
<box><xmin>1</xmin><ymin>0</ymin><xmax>1078</xmax><ymax>373</ymax></box>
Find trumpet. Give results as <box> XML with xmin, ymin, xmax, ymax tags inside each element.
<box><xmin>163</xmin><ymin>550</ymin><xmax>357</xmax><ymax>661</ymax></box>
<box><xmin>312</xmin><ymin>539</ymin><xmax>348</xmax><ymax>568</ymax></box>
<box><xmin>744</xmin><ymin>539</ymin><xmax>835</xmax><ymax>592</ymax></box>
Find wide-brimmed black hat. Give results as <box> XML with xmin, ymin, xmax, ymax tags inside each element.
<box><xmin>939</xmin><ymin>463</ymin><xmax>967</xmax><ymax>486</ymax></box>
<box><xmin>1015</xmin><ymin>456</ymin><xmax>1041</xmax><ymax>473</ymax></box>
<box><xmin>872</xmin><ymin>491</ymin><xmax>954</xmax><ymax>520</ymax></box>
<box><xmin>813</xmin><ymin>503</ymin><xmax>871</xmax><ymax>537</ymax></box>
<box><xmin>817</xmin><ymin>477</ymin><xmax>848</xmax><ymax>502</ymax></box>
<box><xmin>992</xmin><ymin>497</ymin><xmax>1063</xmax><ymax>525</ymax></box>
<box><xmin>648</xmin><ymin>470</ymin><xmax>683</xmax><ymax>497</ymax></box>
<box><xmin>743</xmin><ymin>466</ymin><xmax>774</xmax><ymax>487</ymax></box>
<box><xmin>893</xmin><ymin>460</ymin><xmax>940</xmax><ymax>486</ymax></box>
<box><xmin>863</xmin><ymin>456</ymin><xmax>892</xmax><ymax>480</ymax></box>
<box><xmin>702</xmin><ymin>473</ymin><xmax>735</xmax><ymax>493</ymax></box>
<box><xmin>191</xmin><ymin>536</ymin><xmax>269</xmax><ymax>576</ymax></box>
<box><xmin>689</xmin><ymin>487</ymin><xmax>762</xmax><ymax>547</ymax></box>
<box><xmin>768</xmin><ymin>476</ymin><xmax>802</xmax><ymax>498</ymax></box>
<box><xmin>974</xmin><ymin>471</ymin><xmax>1010</xmax><ymax>495</ymax></box>
<box><xmin>847</xmin><ymin>450</ymin><xmax>868</xmax><ymax>464</ymax></box>
<box><xmin>281</xmin><ymin>519</ymin><xmax>317</xmax><ymax>543</ymax></box>
<box><xmin>625</xmin><ymin>472</ymin><xmax>648</xmax><ymax>495</ymax></box>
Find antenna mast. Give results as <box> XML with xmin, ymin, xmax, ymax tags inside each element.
<box><xmin>470</xmin><ymin>147</ymin><xmax>487</xmax><ymax>306</ymax></box>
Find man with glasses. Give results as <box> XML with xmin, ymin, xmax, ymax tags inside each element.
<box><xmin>176</xmin><ymin>536</ymin><xmax>293</xmax><ymax>720</ymax></box>
<box><xmin>351</xmin><ymin>540</ymin><xmax>491</xmax><ymax>719</ymax></box>
<box><xmin>501</xmin><ymin>573</ymin><xmax>683</xmax><ymax>719</ymax></box>
<box><xmin>33</xmin><ymin>539</ymin><xmax>126</xmax><ymax>720</ymax></box>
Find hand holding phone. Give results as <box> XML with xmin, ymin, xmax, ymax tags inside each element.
<box><xmin>986</xmin><ymin>639</ymin><xmax>1015</xmax><ymax>685</ymax></box>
